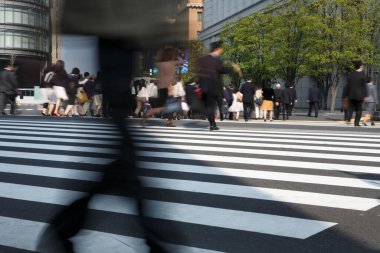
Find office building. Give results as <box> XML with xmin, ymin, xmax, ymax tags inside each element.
<box><xmin>0</xmin><ymin>0</ymin><xmax>52</xmax><ymax>87</ymax></box>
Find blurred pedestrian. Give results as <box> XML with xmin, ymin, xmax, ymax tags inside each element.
<box><xmin>37</xmin><ymin>0</ymin><xmax>183</xmax><ymax>253</ymax></box>
<box><xmin>50</xmin><ymin>60</ymin><xmax>69</xmax><ymax>117</ymax></box>
<box><xmin>93</xmin><ymin>72</ymin><xmax>103</xmax><ymax>117</ymax></box>
<box><xmin>281</xmin><ymin>84</ymin><xmax>293</xmax><ymax>120</ymax></box>
<box><xmin>254</xmin><ymin>85</ymin><xmax>263</xmax><ymax>119</ymax></box>
<box><xmin>197</xmin><ymin>41</ymin><xmax>242</xmax><ymax>130</ymax></box>
<box><xmin>289</xmin><ymin>83</ymin><xmax>297</xmax><ymax>116</ymax></box>
<box><xmin>228</xmin><ymin>87</ymin><xmax>243</xmax><ymax>120</ymax></box>
<box><xmin>239</xmin><ymin>78</ymin><xmax>255</xmax><ymax>122</ymax></box>
<box><xmin>307</xmin><ymin>84</ymin><xmax>320</xmax><ymax>118</ymax></box>
<box><xmin>262</xmin><ymin>83</ymin><xmax>274</xmax><ymax>122</ymax></box>
<box><xmin>344</xmin><ymin>61</ymin><xmax>368</xmax><ymax>126</ymax></box>
<box><xmin>0</xmin><ymin>62</ymin><xmax>18</xmax><ymax>115</ymax></box>
<box><xmin>273</xmin><ymin>83</ymin><xmax>282</xmax><ymax>120</ymax></box>
<box><xmin>40</xmin><ymin>65</ymin><xmax>55</xmax><ymax>116</ymax></box>
<box><xmin>82</xmin><ymin>75</ymin><xmax>96</xmax><ymax>116</ymax></box>
<box><xmin>362</xmin><ymin>76</ymin><xmax>378</xmax><ymax>126</ymax></box>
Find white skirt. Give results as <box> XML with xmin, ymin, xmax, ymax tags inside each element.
<box><xmin>39</xmin><ymin>88</ymin><xmax>54</xmax><ymax>103</ymax></box>
<box><xmin>229</xmin><ymin>101</ymin><xmax>243</xmax><ymax>112</ymax></box>
<box><xmin>53</xmin><ymin>86</ymin><xmax>69</xmax><ymax>100</ymax></box>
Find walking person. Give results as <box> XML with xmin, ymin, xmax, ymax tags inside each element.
<box><xmin>289</xmin><ymin>83</ymin><xmax>297</xmax><ymax>116</ymax></box>
<box><xmin>262</xmin><ymin>83</ymin><xmax>274</xmax><ymax>122</ymax></box>
<box><xmin>228</xmin><ymin>87</ymin><xmax>244</xmax><ymax>120</ymax></box>
<box><xmin>0</xmin><ymin>62</ymin><xmax>18</xmax><ymax>115</ymax></box>
<box><xmin>307</xmin><ymin>84</ymin><xmax>320</xmax><ymax>118</ymax></box>
<box><xmin>134</xmin><ymin>80</ymin><xmax>148</xmax><ymax>117</ymax></box>
<box><xmin>82</xmin><ymin>75</ymin><xmax>96</xmax><ymax>116</ymax></box>
<box><xmin>49</xmin><ymin>60</ymin><xmax>69</xmax><ymax>116</ymax></box>
<box><xmin>273</xmin><ymin>83</ymin><xmax>282</xmax><ymax>120</ymax></box>
<box><xmin>143</xmin><ymin>48</ymin><xmax>180</xmax><ymax>127</ymax></box>
<box><xmin>93</xmin><ymin>72</ymin><xmax>103</xmax><ymax>117</ymax></box>
<box><xmin>197</xmin><ymin>41</ymin><xmax>242</xmax><ymax>130</ymax></box>
<box><xmin>281</xmin><ymin>84</ymin><xmax>293</xmax><ymax>120</ymax></box>
<box><xmin>37</xmin><ymin>1</ymin><xmax>184</xmax><ymax>253</ymax></box>
<box><xmin>254</xmin><ymin>86</ymin><xmax>263</xmax><ymax>119</ymax></box>
<box><xmin>240</xmin><ymin>78</ymin><xmax>256</xmax><ymax>122</ymax></box>
<box><xmin>362</xmin><ymin>76</ymin><xmax>378</xmax><ymax>126</ymax></box>
<box><xmin>63</xmin><ymin>79</ymin><xmax>80</xmax><ymax>116</ymax></box>
<box><xmin>40</xmin><ymin>65</ymin><xmax>55</xmax><ymax>116</ymax></box>
<box><xmin>344</xmin><ymin>61</ymin><xmax>368</xmax><ymax>127</ymax></box>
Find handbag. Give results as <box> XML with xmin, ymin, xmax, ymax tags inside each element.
<box><xmin>77</xmin><ymin>89</ymin><xmax>89</xmax><ymax>103</ymax></box>
<box><xmin>181</xmin><ymin>102</ymin><xmax>190</xmax><ymax>112</ymax></box>
<box><xmin>255</xmin><ymin>97</ymin><xmax>262</xmax><ymax>105</ymax></box>
<box><xmin>163</xmin><ymin>97</ymin><xmax>181</xmax><ymax>114</ymax></box>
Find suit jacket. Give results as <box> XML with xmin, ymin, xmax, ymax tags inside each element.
<box><xmin>0</xmin><ymin>70</ymin><xmax>18</xmax><ymax>94</ymax></box>
<box><xmin>61</xmin><ymin>0</ymin><xmax>183</xmax><ymax>48</ymax></box>
<box><xmin>197</xmin><ymin>54</ymin><xmax>231</xmax><ymax>97</ymax></box>
<box><xmin>308</xmin><ymin>86</ymin><xmax>320</xmax><ymax>102</ymax></box>
<box><xmin>239</xmin><ymin>82</ymin><xmax>256</xmax><ymax>104</ymax></box>
<box><xmin>344</xmin><ymin>71</ymin><xmax>368</xmax><ymax>101</ymax></box>
<box><xmin>281</xmin><ymin>88</ymin><xmax>294</xmax><ymax>104</ymax></box>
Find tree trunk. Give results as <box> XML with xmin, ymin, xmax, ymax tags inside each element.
<box><xmin>329</xmin><ymin>84</ymin><xmax>339</xmax><ymax>113</ymax></box>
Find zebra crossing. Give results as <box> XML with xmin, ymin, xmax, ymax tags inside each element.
<box><xmin>0</xmin><ymin>118</ymin><xmax>379</xmax><ymax>252</ymax></box>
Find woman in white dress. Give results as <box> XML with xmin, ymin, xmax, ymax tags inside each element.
<box><xmin>229</xmin><ymin>88</ymin><xmax>244</xmax><ymax>120</ymax></box>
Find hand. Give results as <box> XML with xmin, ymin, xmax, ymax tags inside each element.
<box><xmin>231</xmin><ymin>63</ymin><xmax>243</xmax><ymax>77</ymax></box>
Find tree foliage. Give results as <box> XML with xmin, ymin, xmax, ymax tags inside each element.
<box><xmin>220</xmin><ymin>0</ymin><xmax>380</xmax><ymax>111</ymax></box>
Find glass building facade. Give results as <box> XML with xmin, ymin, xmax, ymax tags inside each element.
<box><xmin>0</xmin><ymin>0</ymin><xmax>51</xmax><ymax>87</ymax></box>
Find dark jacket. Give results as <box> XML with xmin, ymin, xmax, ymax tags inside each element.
<box><xmin>262</xmin><ymin>88</ymin><xmax>275</xmax><ymax>101</ymax></box>
<box><xmin>197</xmin><ymin>54</ymin><xmax>231</xmax><ymax>97</ymax></box>
<box><xmin>344</xmin><ymin>71</ymin><xmax>368</xmax><ymax>100</ymax></box>
<box><xmin>51</xmin><ymin>70</ymin><xmax>69</xmax><ymax>88</ymax></box>
<box><xmin>185</xmin><ymin>83</ymin><xmax>196</xmax><ymax>105</ymax></box>
<box><xmin>84</xmin><ymin>79</ymin><xmax>96</xmax><ymax>98</ymax></box>
<box><xmin>308</xmin><ymin>86</ymin><xmax>320</xmax><ymax>102</ymax></box>
<box><xmin>239</xmin><ymin>81</ymin><xmax>256</xmax><ymax>104</ymax></box>
<box><xmin>0</xmin><ymin>69</ymin><xmax>18</xmax><ymax>95</ymax></box>
<box><xmin>61</xmin><ymin>0</ymin><xmax>183</xmax><ymax>49</ymax></box>
<box><xmin>224</xmin><ymin>87</ymin><xmax>233</xmax><ymax>103</ymax></box>
<box><xmin>274</xmin><ymin>89</ymin><xmax>282</xmax><ymax>103</ymax></box>
<box><xmin>281</xmin><ymin>88</ymin><xmax>294</xmax><ymax>104</ymax></box>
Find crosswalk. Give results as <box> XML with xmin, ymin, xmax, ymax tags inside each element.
<box><xmin>0</xmin><ymin>118</ymin><xmax>379</xmax><ymax>252</ymax></box>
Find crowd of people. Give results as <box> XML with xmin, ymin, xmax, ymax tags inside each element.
<box><xmin>0</xmin><ymin>49</ymin><xmax>377</xmax><ymax>129</ymax></box>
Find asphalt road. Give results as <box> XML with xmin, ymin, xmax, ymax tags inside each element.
<box><xmin>0</xmin><ymin>116</ymin><xmax>379</xmax><ymax>253</ymax></box>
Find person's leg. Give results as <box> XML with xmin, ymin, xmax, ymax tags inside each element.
<box><xmin>0</xmin><ymin>93</ymin><xmax>6</xmax><ymax>115</ymax></box>
<box><xmin>269</xmin><ymin>110</ymin><xmax>273</xmax><ymax>121</ymax></box>
<box><xmin>243</xmin><ymin>103</ymin><xmax>248</xmax><ymax>121</ymax></box>
<box><xmin>9</xmin><ymin>95</ymin><xmax>16</xmax><ymax>115</ymax></box>
<box><xmin>308</xmin><ymin>102</ymin><xmax>312</xmax><ymax>116</ymax></box>
<box><xmin>205</xmin><ymin>95</ymin><xmax>217</xmax><ymax>128</ymax></box>
<box><xmin>263</xmin><ymin>110</ymin><xmax>267</xmax><ymax>121</ymax></box>
<box><xmin>314</xmin><ymin>102</ymin><xmax>319</xmax><ymax>117</ymax></box>
<box><xmin>347</xmin><ymin>99</ymin><xmax>355</xmax><ymax>123</ymax></box>
<box><xmin>64</xmin><ymin>105</ymin><xmax>73</xmax><ymax>116</ymax></box>
<box><xmin>355</xmin><ymin>100</ymin><xmax>363</xmax><ymax>126</ymax></box>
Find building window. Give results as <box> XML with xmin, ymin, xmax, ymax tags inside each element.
<box><xmin>197</xmin><ymin>12</ymin><xmax>203</xmax><ymax>22</ymax></box>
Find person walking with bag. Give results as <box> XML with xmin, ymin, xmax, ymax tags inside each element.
<box><xmin>0</xmin><ymin>62</ymin><xmax>18</xmax><ymax>115</ymax></box>
<box><xmin>50</xmin><ymin>61</ymin><xmax>69</xmax><ymax>117</ymax></box>
<box><xmin>273</xmin><ymin>83</ymin><xmax>282</xmax><ymax>120</ymax></box>
<box><xmin>307</xmin><ymin>84</ymin><xmax>320</xmax><ymax>118</ymax></box>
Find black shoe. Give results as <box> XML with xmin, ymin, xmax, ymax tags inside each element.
<box><xmin>1</xmin><ymin>112</ymin><xmax>7</xmax><ymax>115</ymax></box>
<box><xmin>210</xmin><ymin>126</ymin><xmax>220</xmax><ymax>131</ymax></box>
<box><xmin>354</xmin><ymin>124</ymin><xmax>361</xmax><ymax>127</ymax></box>
<box><xmin>307</xmin><ymin>115</ymin><xmax>312</xmax><ymax>117</ymax></box>
<box><xmin>371</xmin><ymin>122</ymin><xmax>375</xmax><ymax>126</ymax></box>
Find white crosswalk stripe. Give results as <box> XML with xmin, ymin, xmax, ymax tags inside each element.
<box><xmin>0</xmin><ymin>119</ymin><xmax>379</xmax><ymax>252</ymax></box>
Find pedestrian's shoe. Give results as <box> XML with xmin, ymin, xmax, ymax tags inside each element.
<box><xmin>210</xmin><ymin>125</ymin><xmax>220</xmax><ymax>131</ymax></box>
<box><xmin>354</xmin><ymin>124</ymin><xmax>361</xmax><ymax>127</ymax></box>
<box><xmin>371</xmin><ymin>122</ymin><xmax>375</xmax><ymax>126</ymax></box>
<box><xmin>1</xmin><ymin>112</ymin><xmax>7</xmax><ymax>116</ymax></box>
<box><xmin>166</xmin><ymin>120</ymin><xmax>176</xmax><ymax>127</ymax></box>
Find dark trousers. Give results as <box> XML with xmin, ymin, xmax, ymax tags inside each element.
<box><xmin>0</xmin><ymin>92</ymin><xmax>16</xmax><ymax>114</ymax></box>
<box><xmin>282</xmin><ymin>103</ymin><xmax>291</xmax><ymax>120</ymax></box>
<box><xmin>243</xmin><ymin>102</ymin><xmax>254</xmax><ymax>120</ymax></box>
<box><xmin>348</xmin><ymin>99</ymin><xmax>364</xmax><ymax>125</ymax></box>
<box><xmin>38</xmin><ymin>39</ymin><xmax>172</xmax><ymax>253</ymax></box>
<box><xmin>274</xmin><ymin>104</ymin><xmax>281</xmax><ymax>120</ymax></box>
<box><xmin>308</xmin><ymin>102</ymin><xmax>319</xmax><ymax>117</ymax></box>
<box><xmin>216</xmin><ymin>96</ymin><xmax>224</xmax><ymax>120</ymax></box>
<box><xmin>204</xmin><ymin>94</ymin><xmax>219</xmax><ymax>126</ymax></box>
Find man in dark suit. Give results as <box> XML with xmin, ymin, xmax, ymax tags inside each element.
<box><xmin>289</xmin><ymin>83</ymin><xmax>297</xmax><ymax>116</ymax></box>
<box><xmin>307</xmin><ymin>84</ymin><xmax>320</xmax><ymax>117</ymax></box>
<box><xmin>344</xmin><ymin>60</ymin><xmax>368</xmax><ymax>126</ymax></box>
<box><xmin>239</xmin><ymin>78</ymin><xmax>256</xmax><ymax>122</ymax></box>
<box><xmin>281</xmin><ymin>84</ymin><xmax>293</xmax><ymax>120</ymax></box>
<box><xmin>197</xmin><ymin>42</ymin><xmax>242</xmax><ymax>130</ymax></box>
<box><xmin>0</xmin><ymin>63</ymin><xmax>18</xmax><ymax>115</ymax></box>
